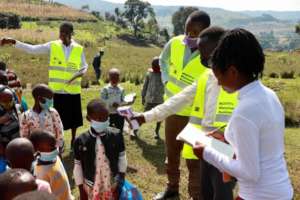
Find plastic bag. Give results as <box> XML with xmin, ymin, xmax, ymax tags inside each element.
<box><xmin>119</xmin><ymin>180</ymin><xmax>143</xmax><ymax>200</ymax></box>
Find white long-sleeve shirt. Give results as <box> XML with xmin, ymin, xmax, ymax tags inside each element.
<box><xmin>15</xmin><ymin>40</ymin><xmax>88</xmax><ymax>75</ymax></box>
<box><xmin>203</xmin><ymin>80</ymin><xmax>293</xmax><ymax>200</ymax></box>
<box><xmin>144</xmin><ymin>71</ymin><xmax>221</xmax><ymax>131</ymax></box>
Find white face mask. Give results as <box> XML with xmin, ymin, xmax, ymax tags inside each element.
<box><xmin>91</xmin><ymin>119</ymin><xmax>110</xmax><ymax>133</ymax></box>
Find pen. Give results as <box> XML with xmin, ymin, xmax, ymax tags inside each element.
<box><xmin>209</xmin><ymin>124</ymin><xmax>227</xmax><ymax>134</ymax></box>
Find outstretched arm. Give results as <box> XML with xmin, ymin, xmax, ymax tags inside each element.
<box><xmin>1</xmin><ymin>38</ymin><xmax>50</xmax><ymax>54</ymax></box>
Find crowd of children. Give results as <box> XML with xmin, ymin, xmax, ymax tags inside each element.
<box><xmin>0</xmin><ymin>10</ymin><xmax>295</xmax><ymax>200</ymax></box>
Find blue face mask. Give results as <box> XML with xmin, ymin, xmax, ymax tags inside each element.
<box><xmin>39</xmin><ymin>98</ymin><xmax>53</xmax><ymax>111</ymax></box>
<box><xmin>39</xmin><ymin>149</ymin><xmax>59</xmax><ymax>162</ymax></box>
<box><xmin>0</xmin><ymin>158</ymin><xmax>7</xmax><ymax>173</ymax></box>
<box><xmin>91</xmin><ymin>119</ymin><xmax>109</xmax><ymax>133</ymax></box>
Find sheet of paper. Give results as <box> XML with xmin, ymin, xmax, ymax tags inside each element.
<box><xmin>124</xmin><ymin>93</ymin><xmax>136</xmax><ymax>103</ymax></box>
<box><xmin>117</xmin><ymin>106</ymin><xmax>139</xmax><ymax>130</ymax></box>
<box><xmin>176</xmin><ymin>123</ymin><xmax>234</xmax><ymax>159</ymax></box>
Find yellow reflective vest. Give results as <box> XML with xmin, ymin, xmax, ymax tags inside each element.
<box><xmin>164</xmin><ymin>35</ymin><xmax>207</xmax><ymax>116</ymax></box>
<box><xmin>182</xmin><ymin>71</ymin><xmax>238</xmax><ymax>159</ymax></box>
<box><xmin>48</xmin><ymin>40</ymin><xmax>83</xmax><ymax>94</ymax></box>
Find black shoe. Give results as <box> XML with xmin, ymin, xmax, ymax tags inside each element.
<box><xmin>153</xmin><ymin>189</ymin><xmax>179</xmax><ymax>200</ymax></box>
<box><xmin>154</xmin><ymin>134</ymin><xmax>160</xmax><ymax>140</ymax></box>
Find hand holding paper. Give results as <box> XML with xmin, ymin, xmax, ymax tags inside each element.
<box><xmin>176</xmin><ymin>123</ymin><xmax>234</xmax><ymax>159</ymax></box>
<box><xmin>117</xmin><ymin>106</ymin><xmax>139</xmax><ymax>130</ymax></box>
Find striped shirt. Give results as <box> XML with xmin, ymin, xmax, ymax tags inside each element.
<box><xmin>34</xmin><ymin>157</ymin><xmax>74</xmax><ymax>200</ymax></box>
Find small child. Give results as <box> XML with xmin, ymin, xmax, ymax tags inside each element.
<box><xmin>100</xmin><ymin>68</ymin><xmax>128</xmax><ymax>133</ymax></box>
<box><xmin>0</xmin><ymin>168</ymin><xmax>38</xmax><ymax>200</ymax></box>
<box><xmin>20</xmin><ymin>84</ymin><xmax>64</xmax><ymax>153</ymax></box>
<box><xmin>141</xmin><ymin>57</ymin><xmax>164</xmax><ymax>139</ymax></box>
<box><xmin>73</xmin><ymin>99</ymin><xmax>127</xmax><ymax>200</ymax></box>
<box><xmin>29</xmin><ymin>130</ymin><xmax>73</xmax><ymax>200</ymax></box>
<box><xmin>5</xmin><ymin>138</ymin><xmax>52</xmax><ymax>193</ymax></box>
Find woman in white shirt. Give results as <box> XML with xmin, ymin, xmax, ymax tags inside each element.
<box><xmin>193</xmin><ymin>28</ymin><xmax>294</xmax><ymax>200</ymax></box>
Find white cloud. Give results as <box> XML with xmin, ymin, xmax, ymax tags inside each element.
<box><xmin>106</xmin><ymin>0</ymin><xmax>300</xmax><ymax>11</ymax></box>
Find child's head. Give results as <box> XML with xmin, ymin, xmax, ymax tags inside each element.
<box><xmin>184</xmin><ymin>10</ymin><xmax>211</xmax><ymax>49</ymax></box>
<box><xmin>0</xmin><ymin>169</ymin><xmax>37</xmax><ymax>200</ymax></box>
<box><xmin>0</xmin><ymin>86</ymin><xmax>14</xmax><ymax>111</ymax></box>
<box><xmin>151</xmin><ymin>57</ymin><xmax>160</xmax><ymax>73</ymax></box>
<box><xmin>29</xmin><ymin>130</ymin><xmax>58</xmax><ymax>162</ymax></box>
<box><xmin>87</xmin><ymin>99</ymin><xmax>110</xmax><ymax>133</ymax></box>
<box><xmin>211</xmin><ymin>28</ymin><xmax>265</xmax><ymax>93</ymax></box>
<box><xmin>32</xmin><ymin>84</ymin><xmax>53</xmax><ymax>111</ymax></box>
<box><xmin>197</xmin><ymin>26</ymin><xmax>226</xmax><ymax>68</ymax></box>
<box><xmin>13</xmin><ymin>191</ymin><xmax>56</xmax><ymax>200</ymax></box>
<box><xmin>5</xmin><ymin>138</ymin><xmax>35</xmax><ymax>171</ymax></box>
<box><xmin>108</xmin><ymin>68</ymin><xmax>120</xmax><ymax>86</ymax></box>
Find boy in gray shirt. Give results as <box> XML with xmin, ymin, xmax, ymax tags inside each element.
<box><xmin>141</xmin><ymin>57</ymin><xmax>164</xmax><ymax>139</ymax></box>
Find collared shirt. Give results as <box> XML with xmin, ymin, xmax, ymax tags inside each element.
<box><xmin>144</xmin><ymin>71</ymin><xmax>220</xmax><ymax>130</ymax></box>
<box><xmin>20</xmin><ymin>108</ymin><xmax>64</xmax><ymax>149</ymax></box>
<box><xmin>203</xmin><ymin>80</ymin><xmax>293</xmax><ymax>200</ymax></box>
<box><xmin>15</xmin><ymin>40</ymin><xmax>88</xmax><ymax>75</ymax></box>
<box><xmin>159</xmin><ymin>38</ymin><xmax>199</xmax><ymax>84</ymax></box>
<box><xmin>100</xmin><ymin>84</ymin><xmax>125</xmax><ymax>114</ymax></box>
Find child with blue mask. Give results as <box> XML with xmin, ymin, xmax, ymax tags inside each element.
<box><xmin>20</xmin><ymin>84</ymin><xmax>64</xmax><ymax>154</ymax></box>
<box><xmin>29</xmin><ymin>130</ymin><xmax>73</xmax><ymax>200</ymax></box>
<box><xmin>73</xmin><ymin>99</ymin><xmax>127</xmax><ymax>200</ymax></box>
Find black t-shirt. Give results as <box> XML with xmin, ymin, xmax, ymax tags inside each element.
<box><xmin>73</xmin><ymin>127</ymin><xmax>125</xmax><ymax>185</ymax></box>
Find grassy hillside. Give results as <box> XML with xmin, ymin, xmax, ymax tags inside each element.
<box><xmin>0</xmin><ymin>0</ymin><xmax>96</xmax><ymax>21</ymax></box>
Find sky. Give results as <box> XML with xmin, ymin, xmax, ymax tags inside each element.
<box><xmin>105</xmin><ymin>0</ymin><xmax>300</xmax><ymax>11</ymax></box>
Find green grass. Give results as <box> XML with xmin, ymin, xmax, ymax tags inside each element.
<box><xmin>22</xmin><ymin>83</ymin><xmax>300</xmax><ymax>199</ymax></box>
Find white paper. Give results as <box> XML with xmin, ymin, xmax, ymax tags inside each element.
<box><xmin>176</xmin><ymin>123</ymin><xmax>234</xmax><ymax>159</ymax></box>
<box><xmin>124</xmin><ymin>93</ymin><xmax>136</xmax><ymax>103</ymax></box>
<box><xmin>117</xmin><ymin>106</ymin><xmax>139</xmax><ymax>130</ymax></box>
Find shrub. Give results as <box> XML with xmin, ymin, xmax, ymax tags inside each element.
<box><xmin>269</xmin><ymin>72</ymin><xmax>279</xmax><ymax>78</ymax></box>
<box><xmin>0</xmin><ymin>12</ymin><xmax>21</xmax><ymax>29</ymax></box>
<box><xmin>281</xmin><ymin>71</ymin><xmax>295</xmax><ymax>79</ymax></box>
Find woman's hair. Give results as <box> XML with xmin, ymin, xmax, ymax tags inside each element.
<box><xmin>211</xmin><ymin>28</ymin><xmax>265</xmax><ymax>80</ymax></box>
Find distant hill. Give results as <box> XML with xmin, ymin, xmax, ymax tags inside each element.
<box><xmin>0</xmin><ymin>0</ymin><xmax>96</xmax><ymax>21</ymax></box>
<box><xmin>53</xmin><ymin>0</ymin><xmax>299</xmax><ymax>29</ymax></box>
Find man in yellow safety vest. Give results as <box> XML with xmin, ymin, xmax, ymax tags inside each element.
<box><xmin>149</xmin><ymin>10</ymin><xmax>211</xmax><ymax>200</ymax></box>
<box><xmin>1</xmin><ymin>22</ymin><xmax>88</xmax><ymax>149</ymax></box>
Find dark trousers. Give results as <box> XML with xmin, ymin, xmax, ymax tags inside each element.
<box><xmin>109</xmin><ymin>113</ymin><xmax>125</xmax><ymax>133</ymax></box>
<box><xmin>165</xmin><ymin>115</ymin><xmax>202</xmax><ymax>199</ymax></box>
<box><xmin>201</xmin><ymin>160</ymin><xmax>235</xmax><ymax>200</ymax></box>
<box><xmin>93</xmin><ymin>66</ymin><xmax>101</xmax><ymax>80</ymax></box>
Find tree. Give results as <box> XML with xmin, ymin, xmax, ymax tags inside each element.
<box><xmin>105</xmin><ymin>12</ymin><xmax>116</xmax><ymax>22</ymax></box>
<box><xmin>81</xmin><ymin>5</ymin><xmax>89</xmax><ymax>11</ymax></box>
<box><xmin>160</xmin><ymin>28</ymin><xmax>170</xmax><ymax>42</ymax></box>
<box><xmin>123</xmin><ymin>0</ymin><xmax>153</xmax><ymax>37</ymax></box>
<box><xmin>172</xmin><ymin>7</ymin><xmax>198</xmax><ymax>36</ymax></box>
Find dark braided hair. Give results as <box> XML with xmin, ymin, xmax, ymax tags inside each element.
<box><xmin>212</xmin><ymin>28</ymin><xmax>265</xmax><ymax>80</ymax></box>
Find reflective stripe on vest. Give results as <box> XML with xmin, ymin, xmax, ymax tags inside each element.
<box><xmin>165</xmin><ymin>35</ymin><xmax>207</xmax><ymax>116</ymax></box>
<box><xmin>49</xmin><ymin>40</ymin><xmax>83</xmax><ymax>94</ymax></box>
<box><xmin>182</xmin><ymin>71</ymin><xmax>238</xmax><ymax>159</ymax></box>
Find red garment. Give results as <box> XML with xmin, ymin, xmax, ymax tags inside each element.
<box><xmin>236</xmin><ymin>197</ymin><xmax>244</xmax><ymax>200</ymax></box>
